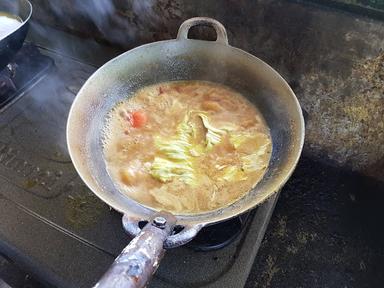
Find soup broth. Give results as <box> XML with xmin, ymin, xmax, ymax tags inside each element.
<box><xmin>103</xmin><ymin>81</ymin><xmax>272</xmax><ymax>214</ymax></box>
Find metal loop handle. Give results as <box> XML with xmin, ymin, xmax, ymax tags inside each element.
<box><xmin>164</xmin><ymin>224</ymin><xmax>204</xmax><ymax>248</ymax></box>
<box><xmin>123</xmin><ymin>215</ymin><xmax>204</xmax><ymax>249</ymax></box>
<box><xmin>122</xmin><ymin>215</ymin><xmax>142</xmax><ymax>237</ymax></box>
<box><xmin>177</xmin><ymin>17</ymin><xmax>229</xmax><ymax>45</ymax></box>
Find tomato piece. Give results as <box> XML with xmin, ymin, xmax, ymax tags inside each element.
<box><xmin>131</xmin><ymin>111</ymin><xmax>147</xmax><ymax>128</ymax></box>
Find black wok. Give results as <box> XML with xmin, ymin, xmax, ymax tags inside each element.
<box><xmin>67</xmin><ymin>17</ymin><xmax>305</xmax><ymax>288</ymax></box>
<box><xmin>0</xmin><ymin>0</ymin><xmax>32</xmax><ymax>71</ymax></box>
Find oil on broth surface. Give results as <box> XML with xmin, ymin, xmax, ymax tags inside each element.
<box><xmin>103</xmin><ymin>81</ymin><xmax>272</xmax><ymax>214</ymax></box>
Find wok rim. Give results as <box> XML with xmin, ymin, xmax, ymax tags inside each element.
<box><xmin>21</xmin><ymin>0</ymin><xmax>32</xmax><ymax>24</ymax></box>
<box><xmin>0</xmin><ymin>0</ymin><xmax>33</xmax><ymax>37</ymax></box>
<box><xmin>67</xmin><ymin>38</ymin><xmax>305</xmax><ymax>226</ymax></box>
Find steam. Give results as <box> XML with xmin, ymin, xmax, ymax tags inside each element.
<box><xmin>15</xmin><ymin>0</ymin><xmax>181</xmax><ymax>156</ymax></box>
<box><xmin>14</xmin><ymin>57</ymin><xmax>92</xmax><ymax>158</ymax></box>
<box><xmin>75</xmin><ymin>0</ymin><xmax>115</xmax><ymax>30</ymax></box>
<box><xmin>32</xmin><ymin>0</ymin><xmax>175</xmax><ymax>47</ymax></box>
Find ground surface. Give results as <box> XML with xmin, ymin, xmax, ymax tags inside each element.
<box><xmin>246</xmin><ymin>156</ymin><xmax>384</xmax><ymax>288</ymax></box>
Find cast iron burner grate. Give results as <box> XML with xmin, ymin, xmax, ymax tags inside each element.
<box><xmin>0</xmin><ymin>43</ymin><xmax>54</xmax><ymax>109</ymax></box>
<box><xmin>187</xmin><ymin>212</ymin><xmax>251</xmax><ymax>251</ymax></box>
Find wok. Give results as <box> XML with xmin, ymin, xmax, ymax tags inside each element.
<box><xmin>67</xmin><ymin>17</ymin><xmax>305</xmax><ymax>288</ymax></box>
<box><xmin>0</xmin><ymin>0</ymin><xmax>32</xmax><ymax>71</ymax></box>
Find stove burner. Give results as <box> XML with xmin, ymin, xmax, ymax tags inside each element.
<box><xmin>0</xmin><ymin>44</ymin><xmax>54</xmax><ymax>109</ymax></box>
<box><xmin>187</xmin><ymin>211</ymin><xmax>252</xmax><ymax>251</ymax></box>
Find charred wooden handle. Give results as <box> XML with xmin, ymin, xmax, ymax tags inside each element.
<box><xmin>93</xmin><ymin>212</ymin><xmax>176</xmax><ymax>288</ymax></box>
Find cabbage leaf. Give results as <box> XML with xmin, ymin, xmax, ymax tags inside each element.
<box><xmin>150</xmin><ymin>157</ymin><xmax>195</xmax><ymax>185</ymax></box>
<box><xmin>218</xmin><ymin>166</ymin><xmax>247</xmax><ymax>182</ymax></box>
<box><xmin>150</xmin><ymin>115</ymin><xmax>196</xmax><ymax>185</ymax></box>
<box><xmin>149</xmin><ymin>111</ymin><xmax>266</xmax><ymax>186</ymax></box>
<box><xmin>229</xmin><ymin>132</ymin><xmax>255</xmax><ymax>148</ymax></box>
<box><xmin>241</xmin><ymin>143</ymin><xmax>268</xmax><ymax>172</ymax></box>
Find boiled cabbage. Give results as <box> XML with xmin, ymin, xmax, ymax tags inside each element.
<box><xmin>241</xmin><ymin>143</ymin><xmax>268</xmax><ymax>172</ymax></box>
<box><xmin>150</xmin><ymin>115</ymin><xmax>196</xmax><ymax>185</ymax></box>
<box><xmin>218</xmin><ymin>166</ymin><xmax>247</xmax><ymax>182</ymax></box>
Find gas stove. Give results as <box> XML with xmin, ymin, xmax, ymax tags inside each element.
<box><xmin>0</xmin><ymin>29</ymin><xmax>278</xmax><ymax>288</ymax></box>
<box><xmin>0</xmin><ymin>44</ymin><xmax>53</xmax><ymax>109</ymax></box>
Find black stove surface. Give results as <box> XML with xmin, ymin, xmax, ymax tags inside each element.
<box><xmin>0</xmin><ymin>44</ymin><xmax>53</xmax><ymax>109</ymax></box>
<box><xmin>0</xmin><ymin>44</ymin><xmax>278</xmax><ymax>288</ymax></box>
